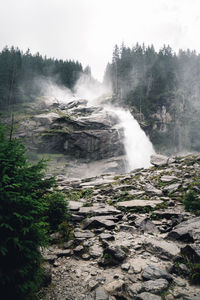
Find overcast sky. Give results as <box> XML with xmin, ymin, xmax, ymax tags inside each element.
<box><xmin>0</xmin><ymin>0</ymin><xmax>200</xmax><ymax>81</ymax></box>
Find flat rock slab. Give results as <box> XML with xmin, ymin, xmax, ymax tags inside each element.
<box><xmin>150</xmin><ymin>154</ymin><xmax>175</xmax><ymax>166</ymax></box>
<box><xmin>145</xmin><ymin>184</ymin><xmax>162</xmax><ymax>196</ymax></box>
<box><xmin>74</xmin><ymin>230</ymin><xmax>95</xmax><ymax>239</ymax></box>
<box><xmin>163</xmin><ymin>183</ymin><xmax>181</xmax><ymax>193</ymax></box>
<box><xmin>117</xmin><ymin>199</ymin><xmax>163</xmax><ymax>209</ymax></box>
<box><xmin>33</xmin><ymin>112</ymin><xmax>59</xmax><ymax>125</ymax></box>
<box><xmin>78</xmin><ymin>205</ymin><xmax>121</xmax><ymax>216</ymax></box>
<box><xmin>68</xmin><ymin>201</ymin><xmax>83</xmax><ymax>211</ymax></box>
<box><xmin>153</xmin><ymin>209</ymin><xmax>183</xmax><ymax>220</ymax></box>
<box><xmin>160</xmin><ymin>175</ymin><xmax>179</xmax><ymax>182</ymax></box>
<box><xmin>136</xmin><ymin>292</ymin><xmax>162</xmax><ymax>300</ymax></box>
<box><xmin>83</xmin><ymin>216</ymin><xmax>116</xmax><ymax>230</ymax></box>
<box><xmin>143</xmin><ymin>237</ymin><xmax>180</xmax><ymax>260</ymax></box>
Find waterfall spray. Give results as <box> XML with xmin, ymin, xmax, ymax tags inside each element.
<box><xmin>107</xmin><ymin>107</ymin><xmax>155</xmax><ymax>171</ymax></box>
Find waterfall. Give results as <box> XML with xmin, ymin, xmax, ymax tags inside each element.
<box><xmin>107</xmin><ymin>107</ymin><xmax>155</xmax><ymax>171</ymax></box>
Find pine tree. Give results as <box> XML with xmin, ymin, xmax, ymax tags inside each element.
<box><xmin>0</xmin><ymin>125</ymin><xmax>64</xmax><ymax>299</ymax></box>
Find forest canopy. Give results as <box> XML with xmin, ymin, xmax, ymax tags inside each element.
<box><xmin>0</xmin><ymin>46</ymin><xmax>83</xmax><ymax>109</ymax></box>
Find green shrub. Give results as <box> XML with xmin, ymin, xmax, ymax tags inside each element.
<box><xmin>183</xmin><ymin>189</ymin><xmax>200</xmax><ymax>213</ymax></box>
<box><xmin>45</xmin><ymin>191</ymin><xmax>70</xmax><ymax>231</ymax></box>
<box><xmin>0</xmin><ymin>126</ymin><xmax>57</xmax><ymax>299</ymax></box>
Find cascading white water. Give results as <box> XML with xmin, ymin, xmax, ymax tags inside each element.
<box><xmin>108</xmin><ymin>107</ymin><xmax>155</xmax><ymax>171</ymax></box>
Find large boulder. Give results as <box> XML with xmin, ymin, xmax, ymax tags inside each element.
<box><xmin>167</xmin><ymin>217</ymin><xmax>200</xmax><ymax>243</ymax></box>
<box><xmin>150</xmin><ymin>154</ymin><xmax>175</xmax><ymax>166</ymax></box>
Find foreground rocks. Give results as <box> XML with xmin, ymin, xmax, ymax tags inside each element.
<box><xmin>40</xmin><ymin>154</ymin><xmax>200</xmax><ymax>300</ymax></box>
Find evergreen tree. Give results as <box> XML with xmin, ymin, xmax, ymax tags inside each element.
<box><xmin>0</xmin><ymin>125</ymin><xmax>68</xmax><ymax>299</ymax></box>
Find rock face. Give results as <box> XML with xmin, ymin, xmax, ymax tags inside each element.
<box><xmin>16</xmin><ymin>99</ymin><xmax>127</xmax><ymax>176</ymax></box>
<box><xmin>40</xmin><ymin>154</ymin><xmax>200</xmax><ymax>300</ymax></box>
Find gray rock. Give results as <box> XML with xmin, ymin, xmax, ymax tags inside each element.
<box><xmin>181</xmin><ymin>243</ymin><xmax>200</xmax><ymax>263</ymax></box>
<box><xmin>167</xmin><ymin>217</ymin><xmax>200</xmax><ymax>243</ymax></box>
<box><xmin>33</xmin><ymin>112</ymin><xmax>59</xmax><ymax>125</ymax></box>
<box><xmin>142</xmin><ymin>278</ymin><xmax>169</xmax><ymax>294</ymax></box>
<box><xmin>117</xmin><ymin>199</ymin><xmax>163</xmax><ymax>209</ymax></box>
<box><xmin>136</xmin><ymin>292</ymin><xmax>162</xmax><ymax>300</ymax></box>
<box><xmin>163</xmin><ymin>183</ymin><xmax>181</xmax><ymax>194</ymax></box>
<box><xmin>54</xmin><ymin>249</ymin><xmax>71</xmax><ymax>257</ymax></box>
<box><xmin>95</xmin><ymin>287</ymin><xmax>109</xmax><ymax>300</ymax></box>
<box><xmin>153</xmin><ymin>209</ymin><xmax>183</xmax><ymax>220</ymax></box>
<box><xmin>63</xmin><ymin>240</ymin><xmax>73</xmax><ymax>249</ymax></box>
<box><xmin>74</xmin><ymin>230</ymin><xmax>95</xmax><ymax>239</ymax></box>
<box><xmin>74</xmin><ymin>245</ymin><xmax>84</xmax><ymax>255</ymax></box>
<box><xmin>89</xmin><ymin>245</ymin><xmax>103</xmax><ymax>258</ymax></box>
<box><xmin>160</xmin><ymin>175</ymin><xmax>179</xmax><ymax>183</ymax></box>
<box><xmin>99</xmin><ymin>245</ymin><xmax>127</xmax><ymax>266</ymax></box>
<box><xmin>142</xmin><ymin>265</ymin><xmax>172</xmax><ymax>282</ymax></box>
<box><xmin>145</xmin><ymin>184</ymin><xmax>162</xmax><ymax>196</ymax></box>
<box><xmin>78</xmin><ymin>205</ymin><xmax>121</xmax><ymax>216</ymax></box>
<box><xmin>99</xmin><ymin>233</ymin><xmax>115</xmax><ymax>241</ymax></box>
<box><xmin>143</xmin><ymin>237</ymin><xmax>180</xmax><ymax>259</ymax></box>
<box><xmin>104</xmin><ymin>279</ymin><xmax>125</xmax><ymax>293</ymax></box>
<box><xmin>150</xmin><ymin>154</ymin><xmax>175</xmax><ymax>166</ymax></box>
<box><xmin>83</xmin><ymin>216</ymin><xmax>116</xmax><ymax>230</ymax></box>
<box><xmin>107</xmin><ymin>245</ymin><xmax>127</xmax><ymax>261</ymax></box>
<box><xmin>68</xmin><ymin>200</ymin><xmax>83</xmax><ymax>211</ymax></box>
<box><xmin>121</xmin><ymin>263</ymin><xmax>130</xmax><ymax>271</ymax></box>
<box><xmin>134</xmin><ymin>217</ymin><xmax>159</xmax><ymax>233</ymax></box>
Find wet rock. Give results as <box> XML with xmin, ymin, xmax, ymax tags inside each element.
<box><xmin>142</xmin><ymin>278</ymin><xmax>169</xmax><ymax>294</ymax></box>
<box><xmin>95</xmin><ymin>287</ymin><xmax>109</xmax><ymax>300</ymax></box>
<box><xmin>136</xmin><ymin>292</ymin><xmax>162</xmax><ymax>300</ymax></box>
<box><xmin>143</xmin><ymin>237</ymin><xmax>180</xmax><ymax>260</ymax></box>
<box><xmin>142</xmin><ymin>265</ymin><xmax>172</xmax><ymax>282</ymax></box>
<box><xmin>167</xmin><ymin>217</ymin><xmax>200</xmax><ymax>243</ymax></box>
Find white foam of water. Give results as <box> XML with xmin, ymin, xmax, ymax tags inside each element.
<box><xmin>109</xmin><ymin>107</ymin><xmax>155</xmax><ymax>171</ymax></box>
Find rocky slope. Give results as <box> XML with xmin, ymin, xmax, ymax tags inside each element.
<box><xmin>40</xmin><ymin>153</ymin><xmax>200</xmax><ymax>300</ymax></box>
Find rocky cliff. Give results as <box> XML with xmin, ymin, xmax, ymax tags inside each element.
<box><xmin>14</xmin><ymin>99</ymin><xmax>127</xmax><ymax>177</ymax></box>
<box><xmin>40</xmin><ymin>153</ymin><xmax>200</xmax><ymax>300</ymax></box>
